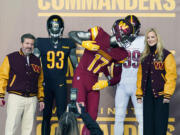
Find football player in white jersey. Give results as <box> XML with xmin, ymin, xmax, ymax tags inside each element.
<box><xmin>114</xmin><ymin>15</ymin><xmax>145</xmax><ymax>135</ymax></box>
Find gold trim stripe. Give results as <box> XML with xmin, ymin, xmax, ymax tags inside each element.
<box><xmin>62</xmin><ymin>46</ymin><xmax>70</xmax><ymax>49</ymax></box>
<box><xmin>8</xmin><ymin>91</ymin><xmax>23</xmax><ymax>95</ymax></box>
<box><xmin>38</xmin><ymin>13</ymin><xmax>176</xmax><ymax>18</ymax></box>
<box><xmin>161</xmin><ymin>73</ymin><xmax>166</xmax><ymax>82</ymax></box>
<box><xmin>91</xmin><ymin>27</ymin><xmax>98</xmax><ymax>40</ymax></box>
<box><xmin>98</xmin><ymin>49</ymin><xmax>112</xmax><ymax>61</ymax></box>
<box><xmin>130</xmin><ymin>15</ymin><xmax>135</xmax><ymax>34</ymax></box>
<box><xmin>29</xmin><ymin>93</ymin><xmax>37</xmax><ymax>96</ymax></box>
<box><xmin>9</xmin><ymin>75</ymin><xmax>16</xmax><ymax>87</ymax></box>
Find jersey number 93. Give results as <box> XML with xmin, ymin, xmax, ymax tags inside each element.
<box><xmin>47</xmin><ymin>51</ymin><xmax>64</xmax><ymax>69</ymax></box>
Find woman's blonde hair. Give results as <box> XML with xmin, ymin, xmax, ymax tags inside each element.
<box><xmin>140</xmin><ymin>28</ymin><xmax>164</xmax><ymax>62</ymax></box>
<box><xmin>56</xmin><ymin>112</ymin><xmax>80</xmax><ymax>135</ymax></box>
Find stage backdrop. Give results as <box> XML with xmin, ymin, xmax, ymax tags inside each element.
<box><xmin>0</xmin><ymin>0</ymin><xmax>180</xmax><ymax>135</ymax></box>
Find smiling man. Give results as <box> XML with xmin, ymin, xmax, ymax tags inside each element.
<box><xmin>0</xmin><ymin>33</ymin><xmax>44</xmax><ymax>135</ymax></box>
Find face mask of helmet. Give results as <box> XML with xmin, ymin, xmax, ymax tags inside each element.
<box><xmin>117</xmin><ymin>36</ymin><xmax>131</xmax><ymax>48</ymax></box>
<box><xmin>48</xmin><ymin>21</ymin><xmax>64</xmax><ymax>39</ymax></box>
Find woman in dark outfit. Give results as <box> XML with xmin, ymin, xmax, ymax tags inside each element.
<box><xmin>136</xmin><ymin>28</ymin><xmax>177</xmax><ymax>135</ymax></box>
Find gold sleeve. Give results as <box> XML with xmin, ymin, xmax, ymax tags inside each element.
<box><xmin>0</xmin><ymin>56</ymin><xmax>10</xmax><ymax>98</ymax></box>
<box><xmin>90</xmin><ymin>26</ymin><xmax>98</xmax><ymax>40</ymax></box>
<box><xmin>163</xmin><ymin>53</ymin><xmax>177</xmax><ymax>99</ymax></box>
<box><xmin>136</xmin><ymin>63</ymin><xmax>143</xmax><ymax>99</ymax></box>
<box><xmin>37</xmin><ymin>65</ymin><xmax>44</xmax><ymax>102</ymax></box>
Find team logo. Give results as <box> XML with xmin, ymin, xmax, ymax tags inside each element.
<box><xmin>53</xmin><ymin>18</ymin><xmax>58</xmax><ymax>22</ymax></box>
<box><xmin>119</xmin><ymin>20</ymin><xmax>129</xmax><ymax>30</ymax></box>
<box><xmin>153</xmin><ymin>61</ymin><xmax>165</xmax><ymax>70</ymax></box>
<box><xmin>31</xmin><ymin>64</ymin><xmax>41</xmax><ymax>73</ymax></box>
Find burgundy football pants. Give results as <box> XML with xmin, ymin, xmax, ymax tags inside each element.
<box><xmin>72</xmin><ymin>69</ymin><xmax>100</xmax><ymax>135</ymax></box>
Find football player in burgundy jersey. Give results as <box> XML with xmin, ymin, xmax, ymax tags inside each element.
<box><xmin>69</xmin><ymin>19</ymin><xmax>133</xmax><ymax>135</ymax></box>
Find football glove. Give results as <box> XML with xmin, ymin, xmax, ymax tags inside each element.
<box><xmin>92</xmin><ymin>80</ymin><xmax>108</xmax><ymax>90</ymax></box>
<box><xmin>82</xmin><ymin>41</ymin><xmax>100</xmax><ymax>51</ymax></box>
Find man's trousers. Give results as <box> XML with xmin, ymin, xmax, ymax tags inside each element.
<box><xmin>5</xmin><ymin>94</ymin><xmax>37</xmax><ymax>135</ymax></box>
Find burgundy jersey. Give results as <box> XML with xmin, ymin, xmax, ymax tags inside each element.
<box><xmin>77</xmin><ymin>26</ymin><xmax>128</xmax><ymax>76</ymax></box>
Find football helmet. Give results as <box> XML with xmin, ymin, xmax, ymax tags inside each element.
<box><xmin>47</xmin><ymin>15</ymin><xmax>64</xmax><ymax>39</ymax></box>
<box><xmin>125</xmin><ymin>15</ymin><xmax>141</xmax><ymax>39</ymax></box>
<box><xmin>112</xmin><ymin>19</ymin><xmax>133</xmax><ymax>48</ymax></box>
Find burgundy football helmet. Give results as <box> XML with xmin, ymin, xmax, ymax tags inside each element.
<box><xmin>125</xmin><ymin>15</ymin><xmax>141</xmax><ymax>38</ymax></box>
<box><xmin>112</xmin><ymin>19</ymin><xmax>133</xmax><ymax>48</ymax></box>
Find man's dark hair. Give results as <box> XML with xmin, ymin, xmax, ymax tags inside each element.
<box><xmin>21</xmin><ymin>33</ymin><xmax>36</xmax><ymax>43</ymax></box>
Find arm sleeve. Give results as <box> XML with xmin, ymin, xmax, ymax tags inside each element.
<box><xmin>0</xmin><ymin>56</ymin><xmax>10</xmax><ymax>98</ymax></box>
<box><xmin>69</xmin><ymin>48</ymin><xmax>78</xmax><ymax>69</ymax></box>
<box><xmin>108</xmin><ymin>63</ymin><xmax>122</xmax><ymax>86</ymax></box>
<box><xmin>163</xmin><ymin>53</ymin><xmax>177</xmax><ymax>99</ymax></box>
<box><xmin>136</xmin><ymin>63</ymin><xmax>143</xmax><ymax>99</ymax></box>
<box><xmin>80</xmin><ymin>107</ymin><xmax>103</xmax><ymax>135</ymax></box>
<box><xmin>113</xmin><ymin>47</ymin><xmax>128</xmax><ymax>62</ymax></box>
<box><xmin>101</xmin><ymin>66</ymin><xmax>110</xmax><ymax>77</ymax></box>
<box><xmin>37</xmin><ymin>64</ymin><xmax>44</xmax><ymax>102</ymax></box>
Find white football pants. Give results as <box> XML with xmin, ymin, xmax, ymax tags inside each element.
<box><xmin>114</xmin><ymin>83</ymin><xmax>143</xmax><ymax>135</ymax></box>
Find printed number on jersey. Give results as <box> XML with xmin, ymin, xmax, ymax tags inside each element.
<box><xmin>47</xmin><ymin>51</ymin><xmax>64</xmax><ymax>69</ymax></box>
<box><xmin>87</xmin><ymin>54</ymin><xmax>109</xmax><ymax>73</ymax></box>
<box><xmin>123</xmin><ymin>50</ymin><xmax>140</xmax><ymax>68</ymax></box>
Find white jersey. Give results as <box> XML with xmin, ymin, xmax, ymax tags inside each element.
<box><xmin>119</xmin><ymin>36</ymin><xmax>145</xmax><ymax>84</ymax></box>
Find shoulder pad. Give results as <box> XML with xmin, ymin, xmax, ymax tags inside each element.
<box><xmin>88</xmin><ymin>26</ymin><xmax>102</xmax><ymax>40</ymax></box>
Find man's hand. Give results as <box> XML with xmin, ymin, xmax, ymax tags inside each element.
<box><xmin>92</xmin><ymin>80</ymin><xmax>108</xmax><ymax>90</ymax></box>
<box><xmin>0</xmin><ymin>99</ymin><xmax>5</xmax><ymax>107</ymax></box>
<box><xmin>82</xmin><ymin>41</ymin><xmax>100</xmax><ymax>51</ymax></box>
<box><xmin>39</xmin><ymin>102</ymin><xmax>45</xmax><ymax>111</ymax></box>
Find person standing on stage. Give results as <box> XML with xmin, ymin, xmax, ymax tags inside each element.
<box><xmin>34</xmin><ymin>15</ymin><xmax>78</xmax><ymax>135</ymax></box>
<box><xmin>69</xmin><ymin>19</ymin><xmax>133</xmax><ymax>135</ymax></box>
<box><xmin>136</xmin><ymin>28</ymin><xmax>177</xmax><ymax>135</ymax></box>
<box><xmin>0</xmin><ymin>33</ymin><xmax>44</xmax><ymax>135</ymax></box>
<box><xmin>114</xmin><ymin>15</ymin><xmax>144</xmax><ymax>135</ymax></box>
